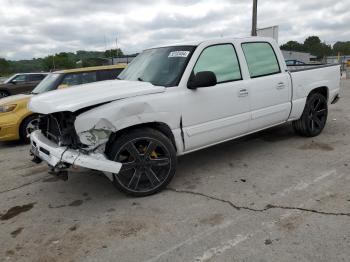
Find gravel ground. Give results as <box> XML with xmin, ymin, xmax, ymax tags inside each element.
<box><xmin>1</xmin><ymin>80</ymin><xmax>350</xmax><ymax>262</ymax></box>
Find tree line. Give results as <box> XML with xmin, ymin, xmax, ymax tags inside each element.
<box><xmin>0</xmin><ymin>48</ymin><xmax>125</xmax><ymax>76</ymax></box>
<box><xmin>280</xmin><ymin>36</ymin><xmax>350</xmax><ymax>59</ymax></box>
<box><xmin>2</xmin><ymin>36</ymin><xmax>350</xmax><ymax>76</ymax></box>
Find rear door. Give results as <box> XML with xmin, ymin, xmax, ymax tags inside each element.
<box><xmin>182</xmin><ymin>43</ymin><xmax>251</xmax><ymax>151</ymax></box>
<box><xmin>241</xmin><ymin>42</ymin><xmax>291</xmax><ymax>131</ymax></box>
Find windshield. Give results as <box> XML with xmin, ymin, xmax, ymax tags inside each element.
<box><xmin>118</xmin><ymin>45</ymin><xmax>196</xmax><ymax>87</ymax></box>
<box><xmin>31</xmin><ymin>73</ymin><xmax>62</xmax><ymax>94</ymax></box>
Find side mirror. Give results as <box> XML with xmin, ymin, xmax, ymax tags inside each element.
<box><xmin>11</xmin><ymin>80</ymin><xmax>17</xmax><ymax>85</ymax></box>
<box><xmin>188</xmin><ymin>71</ymin><xmax>217</xmax><ymax>89</ymax></box>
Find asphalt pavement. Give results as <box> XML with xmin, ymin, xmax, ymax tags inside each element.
<box><xmin>1</xmin><ymin>80</ymin><xmax>350</xmax><ymax>262</ymax></box>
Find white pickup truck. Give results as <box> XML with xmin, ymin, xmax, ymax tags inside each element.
<box><xmin>29</xmin><ymin>37</ymin><xmax>340</xmax><ymax>196</ymax></box>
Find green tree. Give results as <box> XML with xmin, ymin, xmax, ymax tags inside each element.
<box><xmin>0</xmin><ymin>58</ymin><xmax>10</xmax><ymax>76</ymax></box>
<box><xmin>303</xmin><ymin>36</ymin><xmax>332</xmax><ymax>58</ymax></box>
<box><xmin>333</xmin><ymin>41</ymin><xmax>350</xmax><ymax>55</ymax></box>
<box><xmin>76</xmin><ymin>50</ymin><xmax>105</xmax><ymax>60</ymax></box>
<box><xmin>281</xmin><ymin>36</ymin><xmax>332</xmax><ymax>59</ymax></box>
<box><xmin>104</xmin><ymin>48</ymin><xmax>124</xmax><ymax>58</ymax></box>
<box><xmin>81</xmin><ymin>58</ymin><xmax>108</xmax><ymax>67</ymax></box>
<box><xmin>280</xmin><ymin>41</ymin><xmax>305</xmax><ymax>52</ymax></box>
<box><xmin>9</xmin><ymin>58</ymin><xmax>45</xmax><ymax>73</ymax></box>
<box><xmin>42</xmin><ymin>52</ymin><xmax>76</xmax><ymax>71</ymax></box>
<box><xmin>303</xmin><ymin>36</ymin><xmax>322</xmax><ymax>51</ymax></box>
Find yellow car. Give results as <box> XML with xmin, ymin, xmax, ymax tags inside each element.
<box><xmin>0</xmin><ymin>64</ymin><xmax>126</xmax><ymax>142</ymax></box>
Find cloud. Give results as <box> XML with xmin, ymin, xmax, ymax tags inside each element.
<box><xmin>0</xmin><ymin>0</ymin><xmax>349</xmax><ymax>60</ymax></box>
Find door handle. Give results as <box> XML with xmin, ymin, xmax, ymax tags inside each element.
<box><xmin>238</xmin><ymin>89</ymin><xmax>249</xmax><ymax>97</ymax></box>
<box><xmin>276</xmin><ymin>82</ymin><xmax>285</xmax><ymax>89</ymax></box>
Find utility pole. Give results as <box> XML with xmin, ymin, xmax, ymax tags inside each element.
<box><xmin>251</xmin><ymin>0</ymin><xmax>258</xmax><ymax>36</ymax></box>
<box><xmin>115</xmin><ymin>37</ymin><xmax>118</xmax><ymax>58</ymax></box>
<box><xmin>52</xmin><ymin>55</ymin><xmax>55</xmax><ymax>71</ymax></box>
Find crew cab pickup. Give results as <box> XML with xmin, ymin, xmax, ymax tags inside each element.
<box><xmin>29</xmin><ymin>37</ymin><xmax>340</xmax><ymax>197</ymax></box>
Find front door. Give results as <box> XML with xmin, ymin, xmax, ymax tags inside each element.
<box><xmin>10</xmin><ymin>74</ymin><xmax>30</xmax><ymax>94</ymax></box>
<box><xmin>181</xmin><ymin>43</ymin><xmax>251</xmax><ymax>151</ymax></box>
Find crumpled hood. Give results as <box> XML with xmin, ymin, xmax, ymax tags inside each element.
<box><xmin>28</xmin><ymin>80</ymin><xmax>165</xmax><ymax>114</ymax></box>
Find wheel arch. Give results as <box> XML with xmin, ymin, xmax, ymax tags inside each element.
<box><xmin>308</xmin><ymin>86</ymin><xmax>329</xmax><ymax>102</ymax></box>
<box><xmin>105</xmin><ymin>122</ymin><xmax>177</xmax><ymax>153</ymax></box>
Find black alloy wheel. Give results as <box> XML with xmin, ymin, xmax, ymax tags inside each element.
<box><xmin>293</xmin><ymin>92</ymin><xmax>328</xmax><ymax>137</ymax></box>
<box><xmin>107</xmin><ymin>128</ymin><xmax>176</xmax><ymax>197</ymax></box>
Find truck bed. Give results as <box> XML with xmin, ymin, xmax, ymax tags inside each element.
<box><xmin>287</xmin><ymin>63</ymin><xmax>340</xmax><ymax>72</ymax></box>
<box><xmin>289</xmin><ymin>63</ymin><xmax>341</xmax><ymax>105</ymax></box>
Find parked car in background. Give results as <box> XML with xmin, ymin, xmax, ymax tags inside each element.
<box><xmin>285</xmin><ymin>59</ymin><xmax>306</xmax><ymax>66</ymax></box>
<box><xmin>0</xmin><ymin>73</ymin><xmax>48</xmax><ymax>98</ymax></box>
<box><xmin>0</xmin><ymin>64</ymin><xmax>126</xmax><ymax>142</ymax></box>
<box><xmin>29</xmin><ymin>37</ymin><xmax>340</xmax><ymax>197</ymax></box>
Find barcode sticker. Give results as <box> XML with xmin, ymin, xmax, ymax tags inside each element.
<box><xmin>168</xmin><ymin>51</ymin><xmax>190</xmax><ymax>58</ymax></box>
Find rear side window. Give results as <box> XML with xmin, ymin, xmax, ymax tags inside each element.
<box><xmin>27</xmin><ymin>74</ymin><xmax>46</xmax><ymax>81</ymax></box>
<box><xmin>194</xmin><ymin>44</ymin><xmax>241</xmax><ymax>83</ymax></box>
<box><xmin>61</xmin><ymin>72</ymin><xmax>97</xmax><ymax>87</ymax></box>
<box><xmin>81</xmin><ymin>72</ymin><xmax>97</xmax><ymax>84</ymax></box>
<box><xmin>242</xmin><ymin>42</ymin><xmax>280</xmax><ymax>78</ymax></box>
<box><xmin>97</xmin><ymin>69</ymin><xmax>124</xmax><ymax>81</ymax></box>
<box><xmin>61</xmin><ymin>73</ymin><xmax>81</xmax><ymax>86</ymax></box>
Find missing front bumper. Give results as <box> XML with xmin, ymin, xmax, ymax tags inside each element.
<box><xmin>30</xmin><ymin>130</ymin><xmax>122</xmax><ymax>179</ymax></box>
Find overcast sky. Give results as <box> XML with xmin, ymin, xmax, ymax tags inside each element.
<box><xmin>0</xmin><ymin>0</ymin><xmax>349</xmax><ymax>60</ymax></box>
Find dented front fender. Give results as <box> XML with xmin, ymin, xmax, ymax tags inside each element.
<box><xmin>74</xmin><ymin>95</ymin><xmax>181</xmax><ymax>149</ymax></box>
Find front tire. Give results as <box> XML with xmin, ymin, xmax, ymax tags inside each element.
<box><xmin>106</xmin><ymin>128</ymin><xmax>177</xmax><ymax>197</ymax></box>
<box><xmin>292</xmin><ymin>92</ymin><xmax>328</xmax><ymax>137</ymax></box>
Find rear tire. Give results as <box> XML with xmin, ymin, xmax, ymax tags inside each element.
<box><xmin>292</xmin><ymin>92</ymin><xmax>328</xmax><ymax>137</ymax></box>
<box><xmin>106</xmin><ymin>128</ymin><xmax>177</xmax><ymax>197</ymax></box>
<box><xmin>20</xmin><ymin>115</ymin><xmax>39</xmax><ymax>143</ymax></box>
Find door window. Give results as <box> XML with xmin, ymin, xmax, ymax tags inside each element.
<box><xmin>193</xmin><ymin>44</ymin><xmax>241</xmax><ymax>83</ymax></box>
<box><xmin>242</xmin><ymin>42</ymin><xmax>280</xmax><ymax>78</ymax></box>
<box><xmin>61</xmin><ymin>73</ymin><xmax>81</xmax><ymax>86</ymax></box>
<box><xmin>81</xmin><ymin>72</ymin><xmax>97</xmax><ymax>84</ymax></box>
<box><xmin>12</xmin><ymin>74</ymin><xmax>26</xmax><ymax>83</ymax></box>
<box><xmin>27</xmin><ymin>74</ymin><xmax>46</xmax><ymax>81</ymax></box>
<box><xmin>61</xmin><ymin>72</ymin><xmax>97</xmax><ymax>87</ymax></box>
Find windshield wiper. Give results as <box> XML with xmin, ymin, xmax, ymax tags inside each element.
<box><xmin>137</xmin><ymin>77</ymin><xmax>144</xmax><ymax>82</ymax></box>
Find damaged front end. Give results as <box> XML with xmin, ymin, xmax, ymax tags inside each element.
<box><xmin>77</xmin><ymin>118</ymin><xmax>117</xmax><ymax>151</ymax></box>
<box><xmin>30</xmin><ymin>112</ymin><xmax>121</xmax><ymax>180</ymax></box>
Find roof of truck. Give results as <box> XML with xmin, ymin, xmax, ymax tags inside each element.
<box><xmin>149</xmin><ymin>36</ymin><xmax>275</xmax><ymax>49</ymax></box>
<box><xmin>54</xmin><ymin>64</ymin><xmax>127</xmax><ymax>74</ymax></box>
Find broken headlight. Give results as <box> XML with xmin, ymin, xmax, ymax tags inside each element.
<box><xmin>78</xmin><ymin>129</ymin><xmax>113</xmax><ymax>148</ymax></box>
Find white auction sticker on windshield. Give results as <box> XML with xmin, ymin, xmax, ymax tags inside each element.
<box><xmin>168</xmin><ymin>51</ymin><xmax>190</xmax><ymax>58</ymax></box>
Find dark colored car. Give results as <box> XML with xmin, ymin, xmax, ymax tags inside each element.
<box><xmin>0</xmin><ymin>73</ymin><xmax>48</xmax><ymax>98</ymax></box>
<box><xmin>285</xmin><ymin>59</ymin><xmax>306</xmax><ymax>66</ymax></box>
